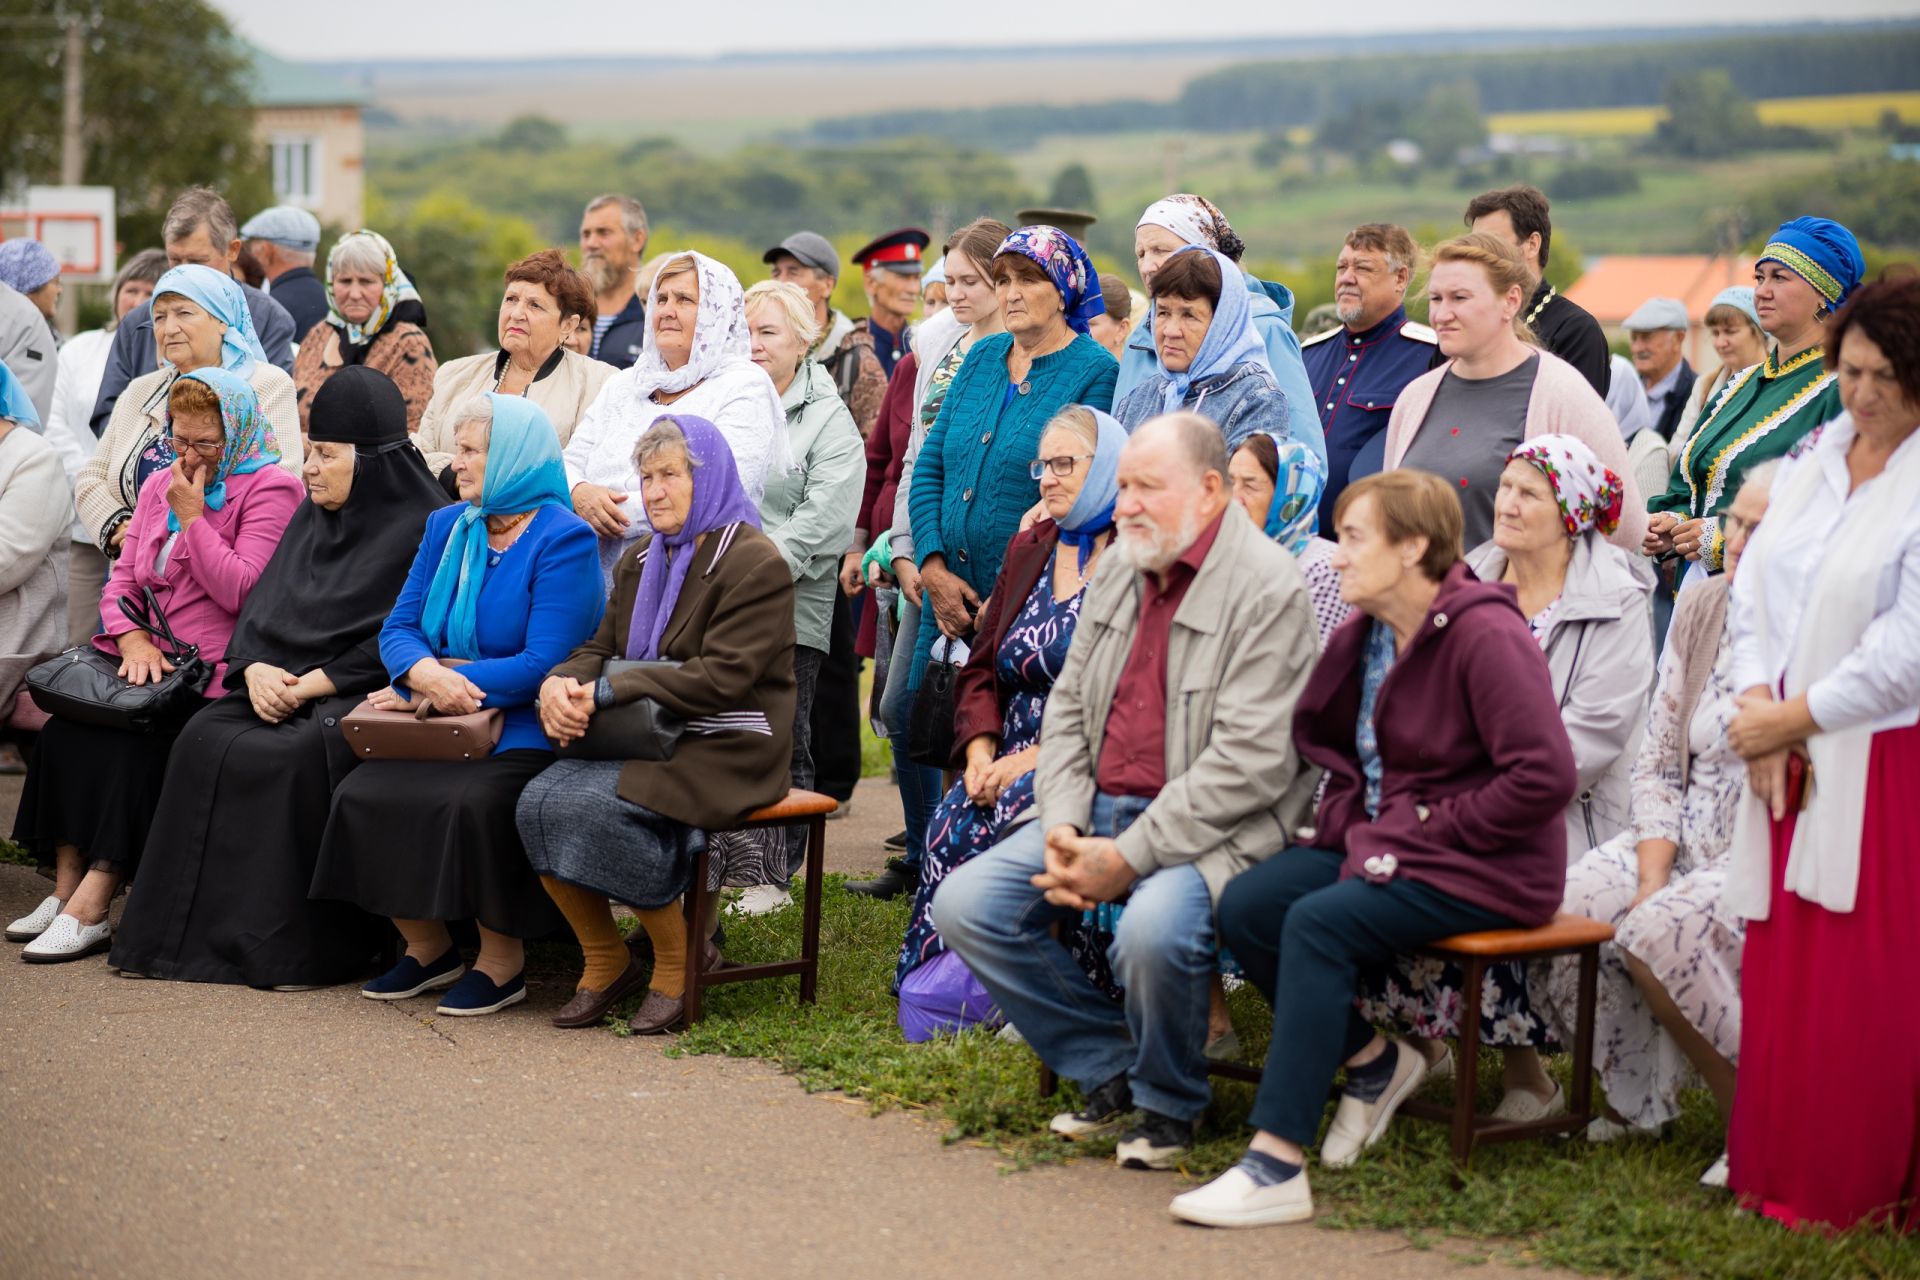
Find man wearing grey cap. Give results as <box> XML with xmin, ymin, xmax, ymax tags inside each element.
<box><xmin>765</xmin><ymin>231</ymin><xmax>886</xmax><ymax>437</ymax></box>
<box><xmin>240</xmin><ymin>205</ymin><xmax>329</xmax><ymax>340</ymax></box>
<box><xmin>1623</xmin><ymin>296</ymin><xmax>1697</xmax><ymax>443</ymax></box>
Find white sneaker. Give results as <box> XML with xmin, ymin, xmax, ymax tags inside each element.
<box><xmin>5</xmin><ymin>894</ymin><xmax>65</xmax><ymax>942</ymax></box>
<box><xmin>728</xmin><ymin>884</ymin><xmax>793</xmax><ymax>917</ymax></box>
<box><xmin>21</xmin><ymin>913</ymin><xmax>112</xmax><ymax>963</ymax></box>
<box><xmin>1699</xmin><ymin>1153</ymin><xmax>1730</xmax><ymax>1188</ymax></box>
<box><xmin>1320</xmin><ymin>1040</ymin><xmax>1428</xmax><ymax>1168</ymax></box>
<box><xmin>1169</xmin><ymin>1164</ymin><xmax>1313</xmax><ymax>1228</ymax></box>
<box><xmin>1491</xmin><ymin>1081</ymin><xmax>1566</xmax><ymax>1123</ymax></box>
<box><xmin>1424</xmin><ymin>1044</ymin><xmax>1455</xmax><ymax>1084</ymax></box>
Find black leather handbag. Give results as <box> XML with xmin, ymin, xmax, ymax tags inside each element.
<box><xmin>26</xmin><ymin>587</ymin><xmax>213</xmax><ymax>732</ymax></box>
<box><xmin>905</xmin><ymin>636</ymin><xmax>964</xmax><ymax>769</ymax></box>
<box><xmin>555</xmin><ymin>659</ymin><xmax>685</xmax><ymax>762</ymax></box>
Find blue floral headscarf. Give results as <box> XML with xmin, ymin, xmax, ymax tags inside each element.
<box><xmin>173</xmin><ymin>367</ymin><xmax>282</xmax><ymax>533</ymax></box>
<box><xmin>1262</xmin><ymin>437</ymin><xmax>1327</xmax><ymax>555</ymax></box>
<box><xmin>995</xmin><ymin>226</ymin><xmax>1104</xmax><ymax>335</ymax></box>
<box><xmin>152</xmin><ymin>264</ymin><xmax>267</xmax><ymax>375</ymax></box>
<box><xmin>419</xmin><ymin>395</ymin><xmax>573</xmax><ymax>661</ymax></box>
<box><xmin>1155</xmin><ymin>244</ymin><xmax>1270</xmax><ymax>414</ymax></box>
<box><xmin>0</xmin><ymin>239</ymin><xmax>60</xmax><ymax>295</ymax></box>
<box><xmin>1758</xmin><ymin>217</ymin><xmax>1865</xmax><ymax>311</ymax></box>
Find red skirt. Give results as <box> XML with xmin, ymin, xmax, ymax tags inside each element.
<box><xmin>1729</xmin><ymin>721</ymin><xmax>1920</xmax><ymax>1233</ymax></box>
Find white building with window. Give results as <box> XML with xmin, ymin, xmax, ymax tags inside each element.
<box><xmin>246</xmin><ymin>45</ymin><xmax>366</xmax><ymax>231</ymax></box>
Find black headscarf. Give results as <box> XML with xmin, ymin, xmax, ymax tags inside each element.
<box><xmin>222</xmin><ymin>366</ymin><xmax>452</xmax><ymax>690</ymax></box>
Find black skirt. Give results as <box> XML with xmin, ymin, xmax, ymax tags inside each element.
<box><xmin>309</xmin><ymin>749</ymin><xmax>565</xmax><ymax>940</ymax></box>
<box><xmin>11</xmin><ymin>713</ymin><xmax>185</xmax><ymax>877</ymax></box>
<box><xmin>109</xmin><ymin>692</ymin><xmax>385</xmax><ymax>987</ymax></box>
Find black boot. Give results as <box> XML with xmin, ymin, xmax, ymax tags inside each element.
<box><xmin>846</xmin><ymin>856</ymin><xmax>920</xmax><ymax>900</ymax></box>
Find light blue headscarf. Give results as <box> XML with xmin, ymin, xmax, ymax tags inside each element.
<box><xmin>1055</xmin><ymin>408</ymin><xmax>1126</xmax><ymax>569</ymax></box>
<box><xmin>152</xmin><ymin>264</ymin><xmax>267</xmax><ymax>376</ymax></box>
<box><xmin>1707</xmin><ymin>285</ymin><xmax>1761</xmax><ymax>331</ymax></box>
<box><xmin>1263</xmin><ymin>437</ymin><xmax>1327</xmax><ymax>555</ymax></box>
<box><xmin>171</xmin><ymin>367</ymin><xmax>281</xmax><ymax>533</ymax></box>
<box><xmin>1156</xmin><ymin>244</ymin><xmax>1269</xmax><ymax>415</ymax></box>
<box><xmin>0</xmin><ymin>362</ymin><xmax>40</xmax><ymax>427</ymax></box>
<box><xmin>419</xmin><ymin>395</ymin><xmax>572</xmax><ymax>661</ymax></box>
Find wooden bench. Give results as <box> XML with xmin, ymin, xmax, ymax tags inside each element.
<box><xmin>679</xmin><ymin>788</ymin><xmax>837</xmax><ymax>1026</ymax></box>
<box><xmin>1037</xmin><ymin>912</ymin><xmax>1615</xmax><ymax>1169</ymax></box>
<box><xmin>1394</xmin><ymin>912</ymin><xmax>1615</xmax><ymax>1164</ymax></box>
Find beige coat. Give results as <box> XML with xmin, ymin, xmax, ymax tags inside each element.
<box><xmin>1035</xmin><ymin>505</ymin><xmax>1322</xmax><ymax>906</ymax></box>
<box><xmin>414</xmin><ymin>348</ymin><xmax>614</xmax><ymax>475</ymax></box>
<box><xmin>0</xmin><ymin>426</ymin><xmax>73</xmax><ymax>703</ymax></box>
<box><xmin>73</xmin><ymin>362</ymin><xmax>303</xmax><ymax>552</ymax></box>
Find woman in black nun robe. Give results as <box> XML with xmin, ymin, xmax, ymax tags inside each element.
<box><xmin>110</xmin><ymin>367</ymin><xmax>451</xmax><ymax>987</ymax></box>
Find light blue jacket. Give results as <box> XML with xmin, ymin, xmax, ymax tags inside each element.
<box><xmin>1116</xmin><ymin>273</ymin><xmax>1325</xmax><ymax>466</ymax></box>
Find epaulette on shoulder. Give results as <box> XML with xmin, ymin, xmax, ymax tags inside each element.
<box><xmin>1300</xmin><ymin>326</ymin><xmax>1341</xmax><ymax>348</ymax></box>
<box><xmin>1400</xmin><ymin>321</ymin><xmax>1439</xmax><ymax>344</ymax></box>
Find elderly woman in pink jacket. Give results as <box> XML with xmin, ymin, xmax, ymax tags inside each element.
<box><xmin>10</xmin><ymin>367</ymin><xmax>301</xmax><ymax>962</ymax></box>
<box><xmin>1384</xmin><ymin>234</ymin><xmax>1646</xmax><ymax>557</ymax></box>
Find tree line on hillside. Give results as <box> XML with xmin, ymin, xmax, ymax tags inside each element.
<box><xmin>807</xmin><ymin>25</ymin><xmax>1920</xmax><ymax>146</ymax></box>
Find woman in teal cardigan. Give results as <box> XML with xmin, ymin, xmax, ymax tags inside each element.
<box><xmin>891</xmin><ymin>228</ymin><xmax>1115</xmax><ymax>877</ymax></box>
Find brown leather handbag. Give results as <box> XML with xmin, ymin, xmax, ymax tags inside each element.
<box><xmin>339</xmin><ymin>697</ymin><xmax>504</xmax><ymax>761</ymax></box>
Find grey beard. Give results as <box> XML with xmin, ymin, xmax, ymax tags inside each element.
<box><xmin>1335</xmin><ymin>299</ymin><xmax>1367</xmax><ymax>328</ymax></box>
<box><xmin>1108</xmin><ymin>508</ymin><xmax>1204</xmax><ymax>577</ymax></box>
<box><xmin>581</xmin><ymin>256</ymin><xmax>626</xmax><ymax>295</ymax></box>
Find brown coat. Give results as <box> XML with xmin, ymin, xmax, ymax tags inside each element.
<box><xmin>551</xmin><ymin>522</ymin><xmax>797</xmax><ymax>830</ymax></box>
<box><xmin>293</xmin><ymin>322</ymin><xmax>439</xmax><ymax>436</ymax></box>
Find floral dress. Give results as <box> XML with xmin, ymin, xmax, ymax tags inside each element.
<box><xmin>1357</xmin><ymin>607</ymin><xmax>1559</xmax><ymax>1049</ymax></box>
<box><xmin>894</xmin><ymin>568</ymin><xmax>1084</xmax><ymax>989</ymax></box>
<box><xmin>1538</xmin><ymin>627</ymin><xmax>1749</xmax><ymax>1128</ymax></box>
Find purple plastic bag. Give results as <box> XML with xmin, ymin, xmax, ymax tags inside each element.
<box><xmin>897</xmin><ymin>949</ymin><xmax>1003</xmax><ymax>1042</ymax></box>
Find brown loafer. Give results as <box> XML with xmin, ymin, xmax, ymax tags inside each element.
<box><xmin>626</xmin><ymin>988</ymin><xmax>685</xmax><ymax>1035</ymax></box>
<box><xmin>551</xmin><ymin>957</ymin><xmax>649</xmax><ymax>1029</ymax></box>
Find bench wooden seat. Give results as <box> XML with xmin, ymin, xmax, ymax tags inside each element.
<box><xmin>1038</xmin><ymin>911</ymin><xmax>1615</xmax><ymax>1170</ymax></box>
<box><xmin>1395</xmin><ymin>912</ymin><xmax>1614</xmax><ymax>1164</ymax></box>
<box><xmin>680</xmin><ymin>788</ymin><xmax>837</xmax><ymax>1026</ymax></box>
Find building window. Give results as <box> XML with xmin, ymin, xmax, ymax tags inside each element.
<box><xmin>269</xmin><ymin>136</ymin><xmax>322</xmax><ymax>208</ymax></box>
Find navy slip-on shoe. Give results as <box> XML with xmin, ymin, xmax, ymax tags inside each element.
<box><xmin>434</xmin><ymin>969</ymin><xmax>526</xmax><ymax>1017</ymax></box>
<box><xmin>361</xmin><ymin>948</ymin><xmax>464</xmax><ymax>1000</ymax></box>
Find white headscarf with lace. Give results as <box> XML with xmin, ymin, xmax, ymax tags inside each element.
<box><xmin>563</xmin><ymin>250</ymin><xmax>790</xmax><ymax>528</ymax></box>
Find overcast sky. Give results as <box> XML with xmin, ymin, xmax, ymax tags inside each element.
<box><xmin>213</xmin><ymin>0</ymin><xmax>1919</xmax><ymax>60</ymax></box>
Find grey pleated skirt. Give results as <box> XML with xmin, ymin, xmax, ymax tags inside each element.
<box><xmin>514</xmin><ymin>759</ymin><xmax>706</xmax><ymax>910</ymax></box>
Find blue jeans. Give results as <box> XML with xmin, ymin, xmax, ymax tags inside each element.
<box><xmin>879</xmin><ymin>595</ymin><xmax>942</xmax><ymax>871</ymax></box>
<box><xmin>931</xmin><ymin>792</ymin><xmax>1217</xmax><ymax>1122</ymax></box>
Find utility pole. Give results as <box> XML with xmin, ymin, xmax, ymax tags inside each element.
<box><xmin>55</xmin><ymin>11</ymin><xmax>84</xmax><ymax>337</ymax></box>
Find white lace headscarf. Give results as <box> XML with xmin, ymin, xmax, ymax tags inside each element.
<box><xmin>627</xmin><ymin>251</ymin><xmax>754</xmax><ymax>400</ymax></box>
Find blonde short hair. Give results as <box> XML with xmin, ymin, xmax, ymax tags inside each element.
<box><xmin>744</xmin><ymin>279</ymin><xmax>821</xmax><ymax>348</ymax></box>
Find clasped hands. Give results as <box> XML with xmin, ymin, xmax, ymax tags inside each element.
<box><xmin>370</xmin><ymin>657</ymin><xmax>487</xmax><ymax>717</ymax></box>
<box><xmin>243</xmin><ymin>662</ymin><xmax>338</xmax><ymax>724</ymax></box>
<box><xmin>1642</xmin><ymin>512</ymin><xmax>1706</xmax><ymax>562</ymax></box>
<box><xmin>537</xmin><ymin>675</ymin><xmax>596</xmax><ymax>745</ymax></box>
<box><xmin>1727</xmin><ymin>686</ymin><xmax>1817</xmax><ymax>821</ymax></box>
<box><xmin>1031</xmin><ymin>823</ymin><xmax>1138</xmax><ymax>911</ymax></box>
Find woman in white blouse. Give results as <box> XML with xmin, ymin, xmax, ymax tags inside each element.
<box><xmin>565</xmin><ymin>251</ymin><xmax>786</xmax><ymax>577</ymax></box>
<box><xmin>1721</xmin><ymin>276</ymin><xmax>1920</xmax><ymax>1234</ymax></box>
<box><xmin>1540</xmin><ymin>463</ymin><xmax>1774</xmax><ymax>1187</ymax></box>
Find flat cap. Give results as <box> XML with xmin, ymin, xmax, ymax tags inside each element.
<box><xmin>1622</xmin><ymin>296</ymin><xmax>1690</xmax><ymax>332</ymax></box>
<box><xmin>762</xmin><ymin>231</ymin><xmax>839</xmax><ymax>279</ymax></box>
<box><xmin>239</xmin><ymin>206</ymin><xmax>322</xmax><ymax>252</ymax></box>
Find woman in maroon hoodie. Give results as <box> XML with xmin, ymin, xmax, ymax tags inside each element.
<box><xmin>1170</xmin><ymin>469</ymin><xmax>1575</xmax><ymax>1230</ymax></box>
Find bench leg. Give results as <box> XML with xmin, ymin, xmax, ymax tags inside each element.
<box><xmin>799</xmin><ymin>814</ymin><xmax>824</xmax><ymax>1004</ymax></box>
<box><xmin>1451</xmin><ymin>955</ymin><xmax>1484</xmax><ymax>1166</ymax></box>
<box><xmin>1569</xmin><ymin>945</ymin><xmax>1600</xmax><ymax>1130</ymax></box>
<box><xmin>682</xmin><ymin>848</ymin><xmax>709</xmax><ymax>1027</ymax></box>
<box><xmin>1038</xmin><ymin>1061</ymin><xmax>1058</xmax><ymax>1098</ymax></box>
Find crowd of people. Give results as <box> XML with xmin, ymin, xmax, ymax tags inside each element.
<box><xmin>0</xmin><ymin>177</ymin><xmax>1913</xmax><ymax>1238</ymax></box>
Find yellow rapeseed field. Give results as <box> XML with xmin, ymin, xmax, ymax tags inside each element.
<box><xmin>1488</xmin><ymin>91</ymin><xmax>1920</xmax><ymax>138</ymax></box>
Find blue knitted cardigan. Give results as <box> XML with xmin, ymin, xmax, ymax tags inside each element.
<box><xmin>908</xmin><ymin>332</ymin><xmax>1117</xmax><ymax>596</ymax></box>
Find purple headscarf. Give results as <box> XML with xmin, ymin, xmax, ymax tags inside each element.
<box><xmin>624</xmin><ymin>414</ymin><xmax>763</xmax><ymax>661</ymax></box>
